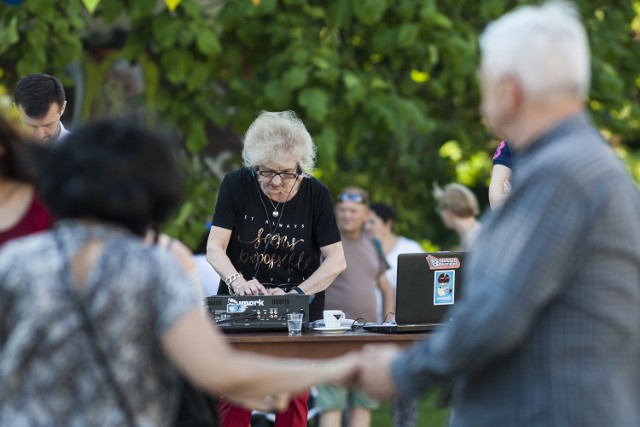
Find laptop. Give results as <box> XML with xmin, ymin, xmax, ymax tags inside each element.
<box><xmin>363</xmin><ymin>251</ymin><xmax>467</xmax><ymax>333</ymax></box>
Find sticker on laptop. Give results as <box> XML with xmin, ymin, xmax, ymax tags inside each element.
<box><xmin>426</xmin><ymin>254</ymin><xmax>461</xmax><ymax>270</ymax></box>
<box><xmin>434</xmin><ymin>270</ymin><xmax>455</xmax><ymax>305</ymax></box>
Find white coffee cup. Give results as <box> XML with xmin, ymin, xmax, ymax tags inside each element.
<box><xmin>323</xmin><ymin>310</ymin><xmax>345</xmax><ymax>328</ymax></box>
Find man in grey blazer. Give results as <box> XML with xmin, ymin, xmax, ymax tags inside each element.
<box><xmin>356</xmin><ymin>2</ymin><xmax>640</xmax><ymax>426</ymax></box>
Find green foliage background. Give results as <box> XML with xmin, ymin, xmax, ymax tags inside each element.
<box><xmin>1</xmin><ymin>0</ymin><xmax>639</xmax><ymax>250</ymax></box>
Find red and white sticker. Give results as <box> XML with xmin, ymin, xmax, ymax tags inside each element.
<box><xmin>426</xmin><ymin>254</ymin><xmax>461</xmax><ymax>270</ymax></box>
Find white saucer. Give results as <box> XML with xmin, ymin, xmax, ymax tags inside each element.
<box><xmin>313</xmin><ymin>326</ymin><xmax>351</xmax><ymax>333</ymax></box>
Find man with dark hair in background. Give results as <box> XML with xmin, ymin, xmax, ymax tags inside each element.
<box><xmin>14</xmin><ymin>73</ymin><xmax>69</xmax><ymax>143</ymax></box>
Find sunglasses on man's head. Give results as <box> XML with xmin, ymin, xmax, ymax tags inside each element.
<box><xmin>337</xmin><ymin>193</ymin><xmax>366</xmax><ymax>203</ymax></box>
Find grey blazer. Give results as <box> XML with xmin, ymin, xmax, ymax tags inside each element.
<box><xmin>392</xmin><ymin>114</ymin><xmax>640</xmax><ymax>426</ymax></box>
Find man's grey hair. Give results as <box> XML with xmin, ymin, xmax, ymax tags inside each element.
<box><xmin>479</xmin><ymin>1</ymin><xmax>590</xmax><ymax>99</ymax></box>
<box><xmin>242</xmin><ymin>110</ymin><xmax>317</xmax><ymax>174</ymax></box>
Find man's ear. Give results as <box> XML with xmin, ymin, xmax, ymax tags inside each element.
<box><xmin>59</xmin><ymin>100</ymin><xmax>67</xmax><ymax>116</ymax></box>
<box><xmin>502</xmin><ymin>75</ymin><xmax>523</xmax><ymax>115</ymax></box>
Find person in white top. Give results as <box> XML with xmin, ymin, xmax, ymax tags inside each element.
<box><xmin>193</xmin><ymin>228</ymin><xmax>221</xmax><ymax>296</ymax></box>
<box><xmin>365</xmin><ymin>203</ymin><xmax>424</xmax><ymax>322</ymax></box>
<box><xmin>14</xmin><ymin>73</ymin><xmax>70</xmax><ymax>144</ymax></box>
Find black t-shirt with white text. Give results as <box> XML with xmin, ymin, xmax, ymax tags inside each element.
<box><xmin>212</xmin><ymin>168</ymin><xmax>341</xmax><ymax>320</ymax></box>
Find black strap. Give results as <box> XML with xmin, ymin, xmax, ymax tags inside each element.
<box><xmin>53</xmin><ymin>233</ymin><xmax>138</xmax><ymax>427</ymax></box>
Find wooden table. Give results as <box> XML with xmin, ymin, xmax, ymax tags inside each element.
<box><xmin>225</xmin><ymin>330</ymin><xmax>429</xmax><ymax>359</ymax></box>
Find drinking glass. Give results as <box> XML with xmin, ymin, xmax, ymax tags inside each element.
<box><xmin>287</xmin><ymin>312</ymin><xmax>304</xmax><ymax>336</ymax></box>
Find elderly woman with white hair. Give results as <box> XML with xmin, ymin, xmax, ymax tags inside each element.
<box><xmin>206</xmin><ymin>110</ymin><xmax>346</xmax><ymax>427</ymax></box>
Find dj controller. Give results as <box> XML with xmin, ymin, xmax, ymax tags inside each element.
<box><xmin>206</xmin><ymin>295</ymin><xmax>310</xmax><ymax>333</ymax></box>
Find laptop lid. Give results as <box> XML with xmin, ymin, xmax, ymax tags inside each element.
<box><xmin>395</xmin><ymin>251</ymin><xmax>467</xmax><ymax>326</ymax></box>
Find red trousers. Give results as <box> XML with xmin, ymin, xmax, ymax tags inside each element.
<box><xmin>218</xmin><ymin>391</ymin><xmax>309</xmax><ymax>427</ymax></box>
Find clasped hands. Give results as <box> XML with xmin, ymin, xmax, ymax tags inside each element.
<box><xmin>346</xmin><ymin>344</ymin><xmax>402</xmax><ymax>401</ymax></box>
<box><xmin>227</xmin><ymin>345</ymin><xmax>403</xmax><ymax>413</ymax></box>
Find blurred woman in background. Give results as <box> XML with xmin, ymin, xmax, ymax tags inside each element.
<box><xmin>0</xmin><ymin>118</ymin><xmax>357</xmax><ymax>426</ymax></box>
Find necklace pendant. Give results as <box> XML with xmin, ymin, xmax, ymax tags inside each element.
<box><xmin>272</xmin><ymin>210</ymin><xmax>279</xmax><ymax>218</ymax></box>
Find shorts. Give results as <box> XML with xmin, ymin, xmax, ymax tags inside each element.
<box><xmin>315</xmin><ymin>385</ymin><xmax>379</xmax><ymax>411</ymax></box>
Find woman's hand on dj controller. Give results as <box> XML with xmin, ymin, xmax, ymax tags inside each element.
<box><xmin>266</xmin><ymin>287</ymin><xmax>287</xmax><ymax>296</ymax></box>
<box><xmin>232</xmin><ymin>278</ymin><xmax>268</xmax><ymax>296</ymax></box>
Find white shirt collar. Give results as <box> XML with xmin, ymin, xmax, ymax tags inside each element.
<box><xmin>57</xmin><ymin>122</ymin><xmax>71</xmax><ymax>143</ymax></box>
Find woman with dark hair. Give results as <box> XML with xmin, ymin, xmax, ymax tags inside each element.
<box><xmin>0</xmin><ymin>116</ymin><xmax>52</xmax><ymax>246</ymax></box>
<box><xmin>0</xmin><ymin>118</ymin><xmax>357</xmax><ymax>425</ymax></box>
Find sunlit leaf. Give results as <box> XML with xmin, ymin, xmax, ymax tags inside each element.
<box><xmin>439</xmin><ymin>140</ymin><xmax>462</xmax><ymax>162</ymax></box>
<box><xmin>411</xmin><ymin>70</ymin><xmax>430</xmax><ymax>84</ymax></box>
<box><xmin>81</xmin><ymin>0</ymin><xmax>101</xmax><ymax>13</ymax></box>
<box><xmin>165</xmin><ymin>0</ymin><xmax>181</xmax><ymax>12</ymax></box>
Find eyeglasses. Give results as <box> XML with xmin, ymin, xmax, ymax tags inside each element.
<box><xmin>257</xmin><ymin>170</ymin><xmax>299</xmax><ymax>180</ymax></box>
<box><xmin>337</xmin><ymin>193</ymin><xmax>366</xmax><ymax>204</ymax></box>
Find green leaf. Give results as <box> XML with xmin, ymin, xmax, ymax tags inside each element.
<box><xmin>26</xmin><ymin>23</ymin><xmax>48</xmax><ymax>48</ymax></box>
<box><xmin>327</xmin><ymin>1</ymin><xmax>352</xmax><ymax>28</ymax></box>
<box><xmin>67</xmin><ymin>7</ymin><xmax>86</xmax><ymax>29</ymax></box>
<box><xmin>418</xmin><ymin>0</ymin><xmax>437</xmax><ymax>18</ymax></box>
<box><xmin>315</xmin><ymin>126</ymin><xmax>338</xmax><ymax>172</ymax></box>
<box><xmin>397</xmin><ymin>24</ymin><xmax>420</xmax><ymax>48</ymax></box>
<box><xmin>311</xmin><ymin>56</ymin><xmax>330</xmax><ymax>70</ymax></box>
<box><xmin>282</xmin><ymin>67</ymin><xmax>309</xmax><ymax>91</ymax></box>
<box><xmin>393</xmin><ymin>98</ymin><xmax>435</xmax><ymax>133</ymax></box>
<box><xmin>122</xmin><ymin>33</ymin><xmax>146</xmax><ymax>59</ymax></box>
<box><xmin>371</xmin><ymin>28</ymin><xmax>397</xmax><ymax>54</ymax></box>
<box><xmin>185</xmin><ymin>117</ymin><xmax>208</xmax><ymax>152</ymax></box>
<box><xmin>152</xmin><ymin>15</ymin><xmax>179</xmax><ymax>49</ymax></box>
<box><xmin>178</xmin><ymin>26</ymin><xmax>196</xmax><ymax>47</ymax></box>
<box><xmin>290</xmin><ymin>47</ymin><xmax>311</xmax><ymax>64</ymax></box>
<box><xmin>160</xmin><ymin>49</ymin><xmax>193</xmax><ymax>84</ymax></box>
<box><xmin>302</xmin><ymin>5</ymin><xmax>326</xmax><ymax>19</ymax></box>
<box><xmin>364</xmin><ymin>96</ymin><xmax>395</xmax><ymax>129</ymax></box>
<box><xmin>129</xmin><ymin>0</ymin><xmax>156</xmax><ymax>20</ymax></box>
<box><xmin>99</xmin><ymin>0</ymin><xmax>126</xmax><ymax>23</ymax></box>
<box><xmin>298</xmin><ymin>87</ymin><xmax>329</xmax><ymax>122</ymax></box>
<box><xmin>181</xmin><ymin>1</ymin><xmax>203</xmax><ymax>18</ymax></box>
<box><xmin>26</xmin><ymin>1</ymin><xmax>55</xmax><ymax>21</ymax></box>
<box><xmin>16</xmin><ymin>54</ymin><xmax>45</xmax><ymax>77</ymax></box>
<box><xmin>264</xmin><ymin>80</ymin><xmax>291</xmax><ymax>109</ymax></box>
<box><xmin>342</xmin><ymin>72</ymin><xmax>366</xmax><ymax>107</ymax></box>
<box><xmin>252</xmin><ymin>0</ymin><xmax>278</xmax><ymax>14</ymax></box>
<box><xmin>0</xmin><ymin>16</ymin><xmax>20</xmax><ymax>55</ymax></box>
<box><xmin>186</xmin><ymin>61</ymin><xmax>210</xmax><ymax>92</ymax></box>
<box><xmin>196</xmin><ymin>28</ymin><xmax>222</xmax><ymax>56</ymax></box>
<box><xmin>429</xmin><ymin>13</ymin><xmax>454</xmax><ymax>30</ymax></box>
<box><xmin>194</xmin><ymin>94</ymin><xmax>226</xmax><ymax>125</ymax></box>
<box><xmin>396</xmin><ymin>0</ymin><xmax>418</xmax><ymax>20</ymax></box>
<box><xmin>353</xmin><ymin>0</ymin><xmax>388</xmax><ymax>26</ymax></box>
<box><xmin>313</xmin><ymin>67</ymin><xmax>340</xmax><ymax>86</ymax></box>
<box><xmin>480</xmin><ymin>0</ymin><xmax>506</xmax><ymax>20</ymax></box>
